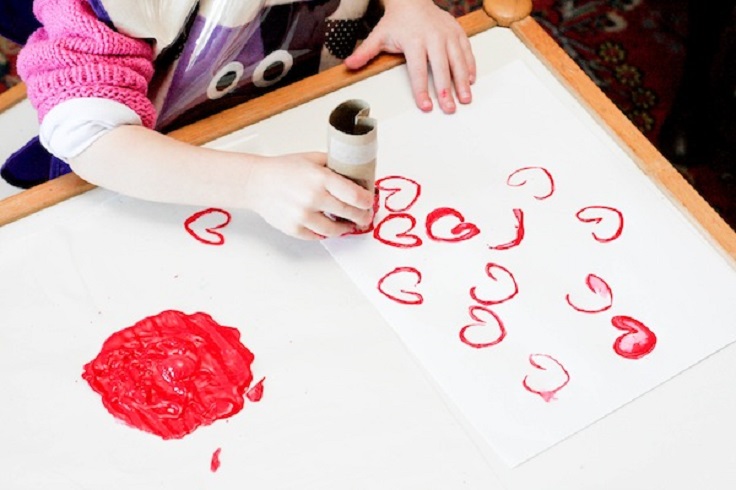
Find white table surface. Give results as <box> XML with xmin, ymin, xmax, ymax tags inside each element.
<box><xmin>1</xmin><ymin>25</ymin><xmax>735</xmax><ymax>490</ymax></box>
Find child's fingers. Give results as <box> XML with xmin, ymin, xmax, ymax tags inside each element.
<box><xmin>344</xmin><ymin>30</ymin><xmax>384</xmax><ymax>70</ymax></box>
<box><xmin>322</xmin><ymin>196</ymin><xmax>373</xmax><ymax>227</ymax></box>
<box><xmin>426</xmin><ymin>42</ymin><xmax>456</xmax><ymax>114</ymax></box>
<box><xmin>460</xmin><ymin>35</ymin><xmax>477</xmax><ymax>85</ymax></box>
<box><xmin>403</xmin><ymin>44</ymin><xmax>433</xmax><ymax>112</ymax></box>
<box><xmin>292</xmin><ymin>226</ymin><xmax>328</xmax><ymax>241</ymax></box>
<box><xmin>447</xmin><ymin>39</ymin><xmax>473</xmax><ymax>105</ymax></box>
<box><xmin>304</xmin><ymin>212</ymin><xmax>356</xmax><ymax>239</ymax></box>
<box><xmin>324</xmin><ymin>173</ymin><xmax>374</xmax><ymax>210</ymax></box>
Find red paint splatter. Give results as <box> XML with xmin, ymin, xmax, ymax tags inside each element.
<box><xmin>246</xmin><ymin>377</ymin><xmax>266</xmax><ymax>402</ymax></box>
<box><xmin>469</xmin><ymin>262</ymin><xmax>519</xmax><ymax>305</ymax></box>
<box><xmin>576</xmin><ymin>206</ymin><xmax>624</xmax><ymax>243</ymax></box>
<box><xmin>211</xmin><ymin>448</ymin><xmax>222</xmax><ymax>472</ymax></box>
<box><xmin>82</xmin><ymin>310</ymin><xmax>258</xmax><ymax>439</ymax></box>
<box><xmin>425</xmin><ymin>207</ymin><xmax>481</xmax><ymax>242</ymax></box>
<box><xmin>459</xmin><ymin>305</ymin><xmax>507</xmax><ymax>348</ymax></box>
<box><xmin>373</xmin><ymin>213</ymin><xmax>423</xmax><ymax>248</ymax></box>
<box><xmin>375</xmin><ymin>175</ymin><xmax>421</xmax><ymax>212</ymax></box>
<box><xmin>611</xmin><ymin>315</ymin><xmax>657</xmax><ymax>359</ymax></box>
<box><xmin>488</xmin><ymin>208</ymin><xmax>525</xmax><ymax>250</ymax></box>
<box><xmin>184</xmin><ymin>208</ymin><xmax>232</xmax><ymax>245</ymax></box>
<box><xmin>506</xmin><ymin>166</ymin><xmax>555</xmax><ymax>200</ymax></box>
<box><xmin>565</xmin><ymin>273</ymin><xmax>613</xmax><ymax>313</ymax></box>
<box><xmin>522</xmin><ymin>354</ymin><xmax>570</xmax><ymax>402</ymax></box>
<box><xmin>377</xmin><ymin>266</ymin><xmax>424</xmax><ymax>305</ymax></box>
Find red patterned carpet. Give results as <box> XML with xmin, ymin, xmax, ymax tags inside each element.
<box><xmin>0</xmin><ymin>35</ymin><xmax>20</xmax><ymax>91</ymax></box>
<box><xmin>1</xmin><ymin>1</ymin><xmax>733</xmax><ymax>229</ymax></box>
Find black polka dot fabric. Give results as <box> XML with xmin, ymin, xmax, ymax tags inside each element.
<box><xmin>325</xmin><ymin>19</ymin><xmax>362</xmax><ymax>59</ymax></box>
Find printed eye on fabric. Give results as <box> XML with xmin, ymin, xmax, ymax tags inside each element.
<box><xmin>154</xmin><ymin>0</ymin><xmax>369</xmax><ymax>131</ymax></box>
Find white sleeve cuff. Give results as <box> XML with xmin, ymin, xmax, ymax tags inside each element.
<box><xmin>39</xmin><ymin>98</ymin><xmax>143</xmax><ymax>160</ymax></box>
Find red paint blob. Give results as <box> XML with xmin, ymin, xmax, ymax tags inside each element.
<box><xmin>611</xmin><ymin>315</ymin><xmax>657</xmax><ymax>359</ymax></box>
<box><xmin>246</xmin><ymin>377</ymin><xmax>266</xmax><ymax>402</ymax></box>
<box><xmin>211</xmin><ymin>448</ymin><xmax>222</xmax><ymax>472</ymax></box>
<box><xmin>82</xmin><ymin>310</ymin><xmax>257</xmax><ymax>439</ymax></box>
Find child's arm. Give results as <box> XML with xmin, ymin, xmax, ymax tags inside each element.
<box><xmin>345</xmin><ymin>0</ymin><xmax>476</xmax><ymax>114</ymax></box>
<box><xmin>70</xmin><ymin>125</ymin><xmax>374</xmax><ymax>240</ymax></box>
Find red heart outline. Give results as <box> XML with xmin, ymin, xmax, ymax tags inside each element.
<box><xmin>576</xmin><ymin>206</ymin><xmax>624</xmax><ymax>243</ymax></box>
<box><xmin>459</xmin><ymin>305</ymin><xmax>507</xmax><ymax>349</ymax></box>
<box><xmin>375</xmin><ymin>175</ymin><xmax>422</xmax><ymax>212</ymax></box>
<box><xmin>611</xmin><ymin>315</ymin><xmax>657</xmax><ymax>359</ymax></box>
<box><xmin>377</xmin><ymin>266</ymin><xmax>424</xmax><ymax>305</ymax></box>
<box><xmin>565</xmin><ymin>273</ymin><xmax>613</xmax><ymax>313</ymax></box>
<box><xmin>522</xmin><ymin>353</ymin><xmax>571</xmax><ymax>402</ymax></box>
<box><xmin>373</xmin><ymin>213</ymin><xmax>423</xmax><ymax>248</ymax></box>
<box><xmin>488</xmin><ymin>208</ymin><xmax>525</xmax><ymax>250</ymax></box>
<box><xmin>506</xmin><ymin>166</ymin><xmax>555</xmax><ymax>200</ymax></box>
<box><xmin>425</xmin><ymin>207</ymin><xmax>481</xmax><ymax>243</ymax></box>
<box><xmin>469</xmin><ymin>262</ymin><xmax>519</xmax><ymax>305</ymax></box>
<box><xmin>184</xmin><ymin>208</ymin><xmax>232</xmax><ymax>245</ymax></box>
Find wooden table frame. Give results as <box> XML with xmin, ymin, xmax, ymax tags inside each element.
<box><xmin>1</xmin><ymin>0</ymin><xmax>733</xmax><ymax>260</ymax></box>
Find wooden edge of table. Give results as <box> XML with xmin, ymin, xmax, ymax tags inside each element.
<box><xmin>0</xmin><ymin>82</ymin><xmax>27</xmax><ymax>112</ymax></box>
<box><xmin>0</xmin><ymin>9</ymin><xmax>497</xmax><ymax>228</ymax></box>
<box><xmin>512</xmin><ymin>16</ymin><xmax>736</xmax><ymax>263</ymax></box>
<box><xmin>4</xmin><ymin>3</ymin><xmax>733</xmax><ymax>266</ymax></box>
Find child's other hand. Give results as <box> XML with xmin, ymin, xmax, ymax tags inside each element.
<box><xmin>246</xmin><ymin>152</ymin><xmax>375</xmax><ymax>240</ymax></box>
<box><xmin>344</xmin><ymin>0</ymin><xmax>475</xmax><ymax>114</ymax></box>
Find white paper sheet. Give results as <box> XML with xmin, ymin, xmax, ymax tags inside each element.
<box><xmin>0</xmin><ymin>192</ymin><xmax>500</xmax><ymax>489</ymax></box>
<box><xmin>323</xmin><ymin>60</ymin><xmax>736</xmax><ymax>466</ymax></box>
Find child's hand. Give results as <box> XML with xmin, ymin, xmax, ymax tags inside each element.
<box><xmin>245</xmin><ymin>152</ymin><xmax>375</xmax><ymax>240</ymax></box>
<box><xmin>344</xmin><ymin>0</ymin><xmax>475</xmax><ymax>114</ymax></box>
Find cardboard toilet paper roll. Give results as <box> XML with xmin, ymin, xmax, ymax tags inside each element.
<box><xmin>327</xmin><ymin>99</ymin><xmax>377</xmax><ymax>193</ymax></box>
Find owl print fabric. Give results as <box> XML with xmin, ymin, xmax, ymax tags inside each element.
<box><xmin>94</xmin><ymin>0</ymin><xmax>375</xmax><ymax>131</ymax></box>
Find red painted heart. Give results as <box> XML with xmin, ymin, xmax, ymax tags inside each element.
<box><xmin>469</xmin><ymin>262</ymin><xmax>519</xmax><ymax>305</ymax></box>
<box><xmin>611</xmin><ymin>315</ymin><xmax>657</xmax><ymax>359</ymax></box>
<box><xmin>184</xmin><ymin>208</ymin><xmax>232</xmax><ymax>245</ymax></box>
<box><xmin>377</xmin><ymin>266</ymin><xmax>424</xmax><ymax>305</ymax></box>
<box><xmin>576</xmin><ymin>206</ymin><xmax>624</xmax><ymax>243</ymax></box>
<box><xmin>458</xmin><ymin>305</ymin><xmax>507</xmax><ymax>349</ymax></box>
<box><xmin>373</xmin><ymin>213</ymin><xmax>423</xmax><ymax>248</ymax></box>
<box><xmin>522</xmin><ymin>353</ymin><xmax>570</xmax><ymax>402</ymax></box>
<box><xmin>565</xmin><ymin>273</ymin><xmax>613</xmax><ymax>313</ymax></box>
<box><xmin>375</xmin><ymin>175</ymin><xmax>422</xmax><ymax>212</ymax></box>
<box><xmin>506</xmin><ymin>166</ymin><xmax>555</xmax><ymax>200</ymax></box>
<box><xmin>425</xmin><ymin>207</ymin><xmax>481</xmax><ymax>242</ymax></box>
<box><xmin>488</xmin><ymin>208</ymin><xmax>525</xmax><ymax>250</ymax></box>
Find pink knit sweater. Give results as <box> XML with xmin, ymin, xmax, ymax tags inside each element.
<box><xmin>18</xmin><ymin>0</ymin><xmax>157</xmax><ymax>128</ymax></box>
